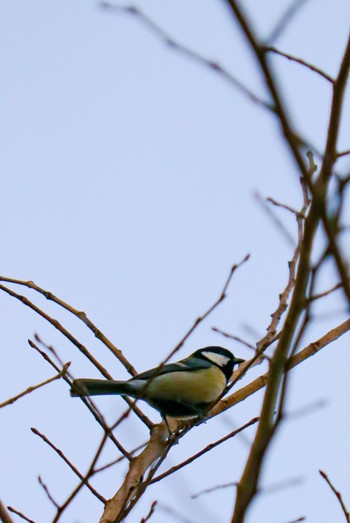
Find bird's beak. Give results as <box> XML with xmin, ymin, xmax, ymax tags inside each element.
<box><xmin>234</xmin><ymin>358</ymin><xmax>245</xmax><ymax>365</ymax></box>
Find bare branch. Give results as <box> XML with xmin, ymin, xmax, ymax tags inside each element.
<box><xmin>100</xmin><ymin>423</ymin><xmax>170</xmax><ymax>523</ymax></box>
<box><xmin>52</xmin><ymin>431</ymin><xmax>109</xmax><ymax>522</ymax></box>
<box><xmin>150</xmin><ymin>417</ymin><xmax>259</xmax><ymax>484</ymax></box>
<box><xmin>213</xmin><ymin>318</ymin><xmax>350</xmax><ymax>417</ymax></box>
<box><xmin>191</xmin><ymin>481</ymin><xmax>237</xmax><ymax>499</ymax></box>
<box><xmin>31</xmin><ymin>428</ymin><xmax>106</xmax><ymax>504</ymax></box>
<box><xmin>267</xmin><ymin>0</ymin><xmax>310</xmax><ymax>44</ymax></box>
<box><xmin>0</xmin><ymin>284</ymin><xmax>110</xmax><ymax>378</ymax></box>
<box><xmin>38</xmin><ymin>476</ymin><xmax>59</xmax><ymax>509</ymax></box>
<box><xmin>337</xmin><ymin>149</ymin><xmax>350</xmax><ymax>158</ymax></box>
<box><xmin>140</xmin><ymin>501</ymin><xmax>158</xmax><ymax>523</ymax></box>
<box><xmin>99</xmin><ymin>2</ymin><xmax>271</xmax><ymax>111</ymax></box>
<box><xmin>308</xmin><ymin>281</ymin><xmax>344</xmax><ymax>302</ymax></box>
<box><xmin>0</xmin><ymin>501</ymin><xmax>14</xmax><ymax>523</ymax></box>
<box><xmin>0</xmin><ymin>276</ymin><xmax>137</xmax><ymax>376</ymax></box>
<box><xmin>28</xmin><ymin>339</ymin><xmax>132</xmax><ymax>458</ymax></box>
<box><xmin>211</xmin><ymin>327</ymin><xmax>256</xmax><ymax>350</ymax></box>
<box><xmin>265</xmin><ymin>46</ymin><xmax>334</xmax><ymax>83</ymax></box>
<box><xmin>7</xmin><ymin>507</ymin><xmax>35</xmax><ymax>523</ymax></box>
<box><xmin>319</xmin><ymin>470</ymin><xmax>350</xmax><ymax>522</ymax></box>
<box><xmin>161</xmin><ymin>255</ymin><xmax>250</xmax><ymax>366</ymax></box>
<box><xmin>0</xmin><ymin>363</ymin><xmax>70</xmax><ymax>409</ymax></box>
<box><xmin>254</xmin><ymin>191</ymin><xmax>295</xmax><ymax>245</ymax></box>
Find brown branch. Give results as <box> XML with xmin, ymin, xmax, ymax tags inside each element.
<box><xmin>254</xmin><ymin>191</ymin><xmax>295</xmax><ymax>246</ymax></box>
<box><xmin>31</xmin><ymin>428</ymin><xmax>106</xmax><ymax>504</ymax></box>
<box><xmin>28</xmin><ymin>339</ymin><xmax>132</xmax><ymax>458</ymax></box>
<box><xmin>150</xmin><ymin>417</ymin><xmax>259</xmax><ymax>484</ymax></box>
<box><xmin>212</xmin><ymin>318</ymin><xmax>350</xmax><ymax>416</ymax></box>
<box><xmin>256</xmin><ymin>171</ymin><xmax>311</xmax><ymax>354</ymax></box>
<box><xmin>52</xmin><ymin>431</ymin><xmax>109</xmax><ymax>523</ymax></box>
<box><xmin>211</xmin><ymin>327</ymin><xmax>256</xmax><ymax>350</ymax></box>
<box><xmin>265</xmin><ymin>46</ymin><xmax>334</xmax><ymax>83</ymax></box>
<box><xmin>0</xmin><ymin>283</ymin><xmax>152</xmax><ymax>427</ymax></box>
<box><xmin>0</xmin><ymin>284</ymin><xmax>110</xmax><ymax>377</ymax></box>
<box><xmin>0</xmin><ymin>363</ymin><xmax>70</xmax><ymax>409</ymax></box>
<box><xmin>99</xmin><ymin>3</ymin><xmax>271</xmax><ymax>112</ymax></box>
<box><xmin>140</xmin><ymin>501</ymin><xmax>158</xmax><ymax>523</ymax></box>
<box><xmin>337</xmin><ymin>149</ymin><xmax>350</xmax><ymax>158</ymax></box>
<box><xmin>0</xmin><ymin>501</ymin><xmax>14</xmax><ymax>523</ymax></box>
<box><xmin>309</xmin><ymin>34</ymin><xmax>350</xmax><ymax>305</ymax></box>
<box><xmin>7</xmin><ymin>507</ymin><xmax>36</xmax><ymax>523</ymax></box>
<box><xmin>93</xmin><ymin>442</ymin><xmax>146</xmax><ymax>474</ymax></box>
<box><xmin>223</xmin><ymin>5</ymin><xmax>350</xmax><ymax>521</ymax></box>
<box><xmin>319</xmin><ymin>470</ymin><xmax>350</xmax><ymax>522</ymax></box>
<box><xmin>161</xmin><ymin>255</ymin><xmax>250</xmax><ymax>366</ymax></box>
<box><xmin>38</xmin><ymin>476</ymin><xmax>59</xmax><ymax>509</ymax></box>
<box><xmin>99</xmin><ymin>423</ymin><xmax>169</xmax><ymax>523</ymax></box>
<box><xmin>266</xmin><ymin>197</ymin><xmax>301</xmax><ymax>216</ymax></box>
<box><xmin>0</xmin><ymin>276</ymin><xmax>137</xmax><ymax>376</ymax></box>
<box><xmin>308</xmin><ymin>281</ymin><xmax>344</xmax><ymax>302</ymax></box>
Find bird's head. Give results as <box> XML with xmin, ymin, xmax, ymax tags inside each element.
<box><xmin>192</xmin><ymin>346</ymin><xmax>245</xmax><ymax>381</ymax></box>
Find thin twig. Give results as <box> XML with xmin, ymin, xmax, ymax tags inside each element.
<box><xmin>99</xmin><ymin>2</ymin><xmax>272</xmax><ymax>112</ymax></box>
<box><xmin>256</xmin><ymin>169</ymin><xmax>311</xmax><ymax>354</ymax></box>
<box><xmin>192</xmin><ymin>475</ymin><xmax>303</xmax><ymax>499</ymax></box>
<box><xmin>0</xmin><ymin>363</ymin><xmax>70</xmax><ymax>409</ymax></box>
<box><xmin>7</xmin><ymin>507</ymin><xmax>36</xmax><ymax>523</ymax></box>
<box><xmin>52</xmin><ymin>431</ymin><xmax>109</xmax><ymax>522</ymax></box>
<box><xmin>28</xmin><ymin>339</ymin><xmax>132</xmax><ymax>458</ymax></box>
<box><xmin>191</xmin><ymin>481</ymin><xmax>237</xmax><ymax>499</ymax></box>
<box><xmin>0</xmin><ymin>501</ymin><xmax>14</xmax><ymax>523</ymax></box>
<box><xmin>267</xmin><ymin>0</ymin><xmax>310</xmax><ymax>44</ymax></box>
<box><xmin>0</xmin><ymin>284</ymin><xmax>110</xmax><ymax>377</ymax></box>
<box><xmin>266</xmin><ymin>197</ymin><xmax>301</xmax><ymax>216</ymax></box>
<box><xmin>265</xmin><ymin>46</ymin><xmax>334</xmax><ymax>83</ymax></box>
<box><xmin>254</xmin><ymin>191</ymin><xmax>295</xmax><ymax>245</ymax></box>
<box><xmin>38</xmin><ymin>476</ymin><xmax>59</xmax><ymax>509</ymax></box>
<box><xmin>0</xmin><ymin>276</ymin><xmax>137</xmax><ymax>376</ymax></box>
<box><xmin>211</xmin><ymin>327</ymin><xmax>255</xmax><ymax>350</ymax></box>
<box><xmin>93</xmin><ymin>442</ymin><xmax>146</xmax><ymax>473</ymax></box>
<box><xmin>140</xmin><ymin>501</ymin><xmax>158</xmax><ymax>523</ymax></box>
<box><xmin>337</xmin><ymin>149</ymin><xmax>350</xmax><ymax>158</ymax></box>
<box><xmin>163</xmin><ymin>255</ymin><xmax>250</xmax><ymax>365</ymax></box>
<box><xmin>213</xmin><ymin>318</ymin><xmax>350</xmax><ymax>417</ymax></box>
<box><xmin>319</xmin><ymin>470</ymin><xmax>350</xmax><ymax>522</ymax></box>
<box><xmin>31</xmin><ymin>428</ymin><xmax>106</xmax><ymax>504</ymax></box>
<box><xmin>150</xmin><ymin>417</ymin><xmax>259</xmax><ymax>484</ymax></box>
<box><xmin>308</xmin><ymin>281</ymin><xmax>344</xmax><ymax>302</ymax></box>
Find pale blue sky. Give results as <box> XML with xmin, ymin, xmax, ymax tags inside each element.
<box><xmin>1</xmin><ymin>1</ymin><xmax>350</xmax><ymax>522</ymax></box>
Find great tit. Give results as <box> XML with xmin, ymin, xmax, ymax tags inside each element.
<box><xmin>70</xmin><ymin>346</ymin><xmax>244</xmax><ymax>419</ymax></box>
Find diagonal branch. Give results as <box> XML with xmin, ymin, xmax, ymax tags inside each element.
<box><xmin>319</xmin><ymin>470</ymin><xmax>350</xmax><ymax>523</ymax></box>
<box><xmin>0</xmin><ymin>276</ymin><xmax>137</xmax><ymax>376</ymax></box>
<box><xmin>265</xmin><ymin>46</ymin><xmax>334</xmax><ymax>83</ymax></box>
<box><xmin>0</xmin><ymin>363</ymin><xmax>70</xmax><ymax>409</ymax></box>
<box><xmin>100</xmin><ymin>2</ymin><xmax>271</xmax><ymax>111</ymax></box>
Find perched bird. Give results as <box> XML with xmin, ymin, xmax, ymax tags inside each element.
<box><xmin>70</xmin><ymin>346</ymin><xmax>244</xmax><ymax>419</ymax></box>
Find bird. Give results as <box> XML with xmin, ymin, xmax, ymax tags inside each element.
<box><xmin>70</xmin><ymin>346</ymin><xmax>244</xmax><ymax>419</ymax></box>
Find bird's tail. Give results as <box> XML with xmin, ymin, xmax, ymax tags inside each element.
<box><xmin>70</xmin><ymin>379</ymin><xmax>132</xmax><ymax>397</ymax></box>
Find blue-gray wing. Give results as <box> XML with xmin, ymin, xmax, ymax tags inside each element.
<box><xmin>132</xmin><ymin>357</ymin><xmax>211</xmax><ymax>381</ymax></box>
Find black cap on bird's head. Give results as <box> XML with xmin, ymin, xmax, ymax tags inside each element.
<box><xmin>192</xmin><ymin>346</ymin><xmax>245</xmax><ymax>381</ymax></box>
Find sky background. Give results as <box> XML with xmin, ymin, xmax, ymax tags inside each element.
<box><xmin>1</xmin><ymin>1</ymin><xmax>350</xmax><ymax>522</ymax></box>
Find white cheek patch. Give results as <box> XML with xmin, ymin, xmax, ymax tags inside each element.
<box><xmin>202</xmin><ymin>351</ymin><xmax>230</xmax><ymax>367</ymax></box>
